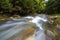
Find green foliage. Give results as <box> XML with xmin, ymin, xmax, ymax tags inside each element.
<box><xmin>44</xmin><ymin>0</ymin><xmax>60</xmax><ymax>14</ymax></box>
<box><xmin>0</xmin><ymin>0</ymin><xmax>13</xmax><ymax>9</ymax></box>
<box><xmin>0</xmin><ymin>0</ymin><xmax>60</xmax><ymax>16</ymax></box>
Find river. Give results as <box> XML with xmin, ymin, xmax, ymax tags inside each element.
<box><xmin>0</xmin><ymin>14</ymin><xmax>57</xmax><ymax>40</ymax></box>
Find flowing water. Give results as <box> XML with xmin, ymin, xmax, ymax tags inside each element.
<box><xmin>0</xmin><ymin>14</ymin><xmax>54</xmax><ymax>40</ymax></box>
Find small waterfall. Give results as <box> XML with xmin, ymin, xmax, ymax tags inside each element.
<box><xmin>0</xmin><ymin>14</ymin><xmax>52</xmax><ymax>40</ymax></box>
<box><xmin>24</xmin><ymin>14</ymin><xmax>49</xmax><ymax>40</ymax></box>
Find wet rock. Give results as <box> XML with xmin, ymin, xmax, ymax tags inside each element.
<box><xmin>46</xmin><ymin>16</ymin><xmax>60</xmax><ymax>40</ymax></box>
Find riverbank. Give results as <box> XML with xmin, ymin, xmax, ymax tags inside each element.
<box><xmin>0</xmin><ymin>14</ymin><xmax>60</xmax><ymax>20</ymax></box>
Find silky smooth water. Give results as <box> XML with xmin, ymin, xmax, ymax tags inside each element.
<box><xmin>0</xmin><ymin>14</ymin><xmax>52</xmax><ymax>40</ymax></box>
